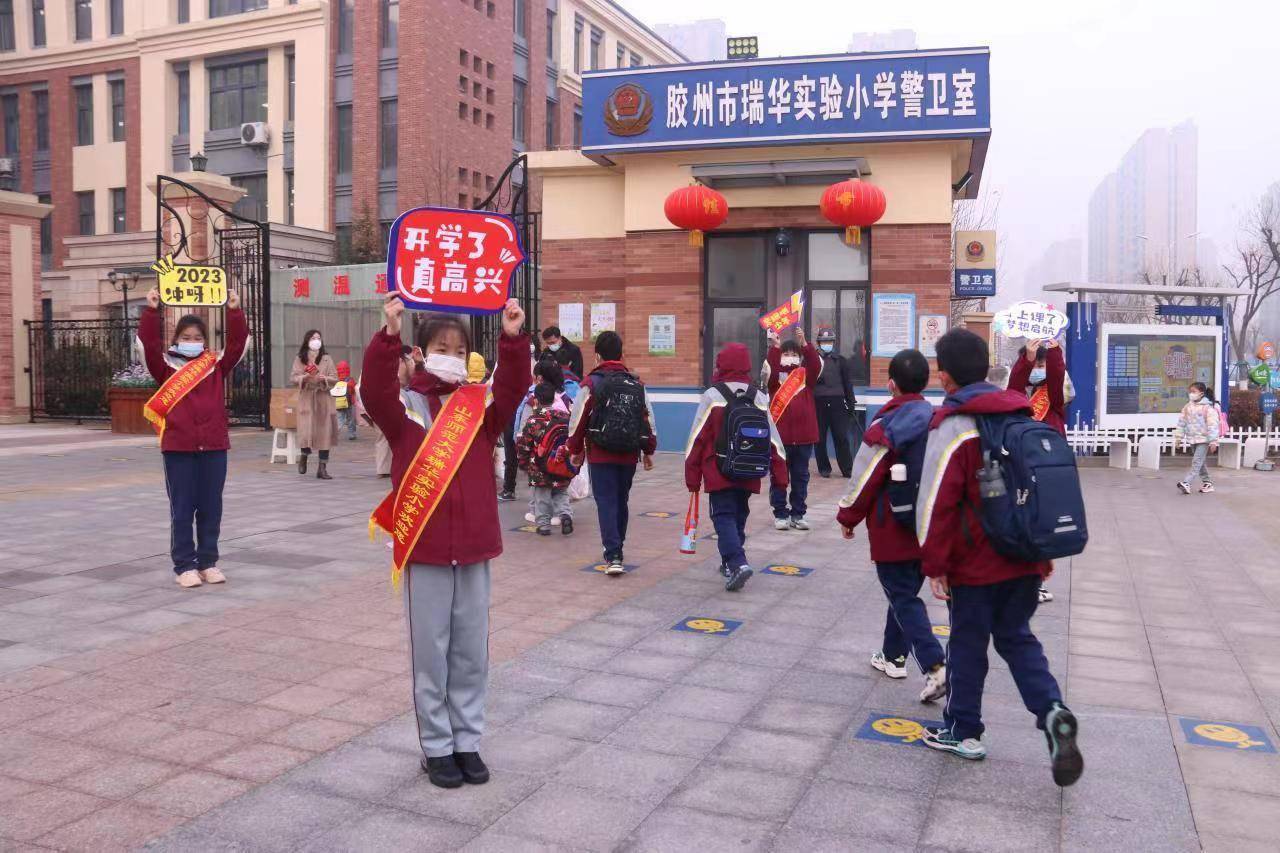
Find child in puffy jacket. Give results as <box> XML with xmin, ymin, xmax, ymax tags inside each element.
<box><xmin>1176</xmin><ymin>382</ymin><xmax>1221</xmax><ymax>495</ymax></box>
<box><xmin>516</xmin><ymin>383</ymin><xmax>574</xmax><ymax>536</ymax></box>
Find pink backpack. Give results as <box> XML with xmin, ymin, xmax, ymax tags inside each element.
<box><xmin>1216</xmin><ymin>403</ymin><xmax>1229</xmax><ymax>437</ymax></box>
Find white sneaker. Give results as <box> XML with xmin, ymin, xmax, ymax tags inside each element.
<box><xmin>871</xmin><ymin>651</ymin><xmax>908</xmax><ymax>679</ymax></box>
<box><xmin>1038</xmin><ymin>586</ymin><xmax>1054</xmax><ymax>604</ymax></box>
<box><xmin>199</xmin><ymin>567</ymin><xmax>226</xmax><ymax>584</ymax></box>
<box><xmin>551</xmin><ymin>516</ymin><xmax>561</xmax><ymax>526</ymax></box>
<box><xmin>604</xmin><ymin>558</ymin><xmax>626</xmax><ymax>576</ymax></box>
<box><xmin>774</xmin><ymin>518</ymin><xmax>790</xmax><ymax>530</ymax></box>
<box><xmin>176</xmin><ymin>570</ymin><xmax>202</xmax><ymax>589</ymax></box>
<box><xmin>524</xmin><ymin>512</ymin><xmax>536</xmax><ymax>523</ymax></box>
<box><xmin>920</xmin><ymin>665</ymin><xmax>948</xmax><ymax>703</ymax></box>
<box><xmin>789</xmin><ymin>516</ymin><xmax>811</xmax><ymax>531</ymax></box>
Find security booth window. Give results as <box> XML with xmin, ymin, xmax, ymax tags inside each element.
<box><xmin>805</xmin><ymin>231</ymin><xmax>870</xmax><ymax>384</ymax></box>
<box><xmin>704</xmin><ymin>234</ymin><xmax>768</xmax><ymax>384</ymax></box>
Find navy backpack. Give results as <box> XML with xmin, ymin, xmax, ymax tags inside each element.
<box><xmin>713</xmin><ymin>384</ymin><xmax>773</xmax><ymax>480</ymax></box>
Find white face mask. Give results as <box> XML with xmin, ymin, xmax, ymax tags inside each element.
<box><xmin>425</xmin><ymin>353</ymin><xmax>468</xmax><ymax>385</ymax></box>
<box><xmin>1188</xmin><ymin>392</ymin><xmax>1202</xmax><ymax>403</ymax></box>
<box><xmin>308</xmin><ymin>338</ymin><xmax>322</xmax><ymax>352</ymax></box>
<box><xmin>780</xmin><ymin>356</ymin><xmax>801</xmax><ymax>368</ymax></box>
<box><xmin>548</xmin><ymin>342</ymin><xmax>561</xmax><ymax>352</ymax></box>
<box><xmin>174</xmin><ymin>341</ymin><xmax>204</xmax><ymax>358</ymax></box>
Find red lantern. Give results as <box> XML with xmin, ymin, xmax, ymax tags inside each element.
<box><xmin>664</xmin><ymin>184</ymin><xmax>729</xmax><ymax>247</ymax></box>
<box><xmin>819</xmin><ymin>178</ymin><xmax>887</xmax><ymax>246</ymax></box>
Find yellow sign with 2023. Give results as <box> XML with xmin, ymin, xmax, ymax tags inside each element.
<box><xmin>152</xmin><ymin>255</ymin><xmax>228</xmax><ymax>307</ymax></box>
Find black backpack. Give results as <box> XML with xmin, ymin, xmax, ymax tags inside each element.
<box><xmin>588</xmin><ymin>370</ymin><xmax>649</xmax><ymax>453</ymax></box>
<box><xmin>885</xmin><ymin>433</ymin><xmax>927</xmax><ymax>530</ymax></box>
<box><xmin>713</xmin><ymin>384</ymin><xmax>773</xmax><ymax>480</ymax></box>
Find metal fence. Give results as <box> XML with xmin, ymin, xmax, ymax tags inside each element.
<box><xmin>25</xmin><ymin>318</ymin><xmax>135</xmax><ymax>422</ymax></box>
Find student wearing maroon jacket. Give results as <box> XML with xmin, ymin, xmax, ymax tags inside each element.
<box><xmin>362</xmin><ymin>295</ymin><xmax>530</xmax><ymax>790</ymax></box>
<box><xmin>914</xmin><ymin>328</ymin><xmax>1082</xmax><ymax>788</ymax></box>
<box><xmin>764</xmin><ymin>327</ymin><xmax>821</xmax><ymax>531</ymax></box>
<box><xmin>140</xmin><ymin>287</ymin><xmax>247</xmax><ymax>590</ymax></box>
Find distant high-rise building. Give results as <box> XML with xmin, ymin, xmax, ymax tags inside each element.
<box><xmin>655</xmin><ymin>19</ymin><xmax>727</xmax><ymax>62</ymax></box>
<box><xmin>1088</xmin><ymin>121</ymin><xmax>1198</xmax><ymax>284</ymax></box>
<box><xmin>848</xmin><ymin>30</ymin><xmax>917</xmax><ymax>53</ymax></box>
<box><xmin>1025</xmin><ymin>238</ymin><xmax>1083</xmax><ymax>306</ymax></box>
<box><xmin>1197</xmin><ymin>237</ymin><xmax>1220</xmax><ymax>283</ymax></box>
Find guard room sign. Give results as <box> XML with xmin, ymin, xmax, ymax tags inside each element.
<box><xmin>954</xmin><ymin>229</ymin><xmax>996</xmax><ymax>298</ymax></box>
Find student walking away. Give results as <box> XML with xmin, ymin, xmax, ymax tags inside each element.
<box><xmin>516</xmin><ymin>383</ymin><xmax>576</xmax><ymax>535</ymax></box>
<box><xmin>812</xmin><ymin>326</ymin><xmax>860</xmax><ymax>478</ymax></box>
<box><xmin>836</xmin><ymin>349</ymin><xmax>947</xmax><ymax>702</ymax></box>
<box><xmin>915</xmin><ymin>328</ymin><xmax>1085</xmax><ymax>787</ymax></box>
<box><xmin>291</xmin><ymin>330</ymin><xmax>339</xmax><ymax>480</ymax></box>
<box><xmin>765</xmin><ymin>328</ymin><xmax>821</xmax><ymax>531</ymax></box>
<box><xmin>540</xmin><ymin>325</ymin><xmax>584</xmax><ymax>382</ymax></box>
<box><xmin>685</xmin><ymin>343</ymin><xmax>789</xmax><ymax>593</ymax></box>
<box><xmin>139</xmin><ymin>287</ymin><xmax>247</xmax><ymax>589</ymax></box>
<box><xmin>517</xmin><ymin>360</ymin><xmax>577</xmax><ymax>526</ymax></box>
<box><xmin>1176</xmin><ymin>382</ymin><xmax>1222</xmax><ymax>495</ymax></box>
<box><xmin>334</xmin><ymin>360</ymin><xmax>358</xmax><ymax>440</ymax></box>
<box><xmin>364</xmin><ymin>295</ymin><xmax>530</xmax><ymax>789</ymax></box>
<box><xmin>567</xmin><ymin>331</ymin><xmax>657</xmax><ymax>575</ymax></box>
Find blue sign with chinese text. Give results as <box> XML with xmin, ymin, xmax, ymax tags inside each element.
<box><xmin>954</xmin><ymin>269</ymin><xmax>996</xmax><ymax>297</ymax></box>
<box><xmin>582</xmin><ymin>48</ymin><xmax>991</xmax><ymax>155</ymax></box>
<box><xmin>1261</xmin><ymin>393</ymin><xmax>1278</xmax><ymax>415</ymax></box>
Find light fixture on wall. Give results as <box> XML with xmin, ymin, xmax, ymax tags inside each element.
<box><xmin>189</xmin><ymin>151</ymin><xmax>208</xmax><ymax>172</ymax></box>
<box><xmin>774</xmin><ymin>228</ymin><xmax>792</xmax><ymax>257</ymax></box>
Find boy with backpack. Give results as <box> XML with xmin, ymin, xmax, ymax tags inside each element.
<box><xmin>685</xmin><ymin>343</ymin><xmax>789</xmax><ymax>592</ymax></box>
<box><xmin>567</xmin><ymin>331</ymin><xmax>656</xmax><ymax>575</ymax></box>
<box><xmin>836</xmin><ymin>349</ymin><xmax>947</xmax><ymax>702</ymax></box>
<box><xmin>516</xmin><ymin>383</ymin><xmax>576</xmax><ymax>536</ymax></box>
<box><xmin>915</xmin><ymin>328</ymin><xmax>1084</xmax><ymax>787</ymax></box>
<box><xmin>765</xmin><ymin>328</ymin><xmax>821</xmax><ymax>531</ymax></box>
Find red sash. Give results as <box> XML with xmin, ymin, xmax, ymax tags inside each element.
<box><xmin>369</xmin><ymin>383</ymin><xmax>488</xmax><ymax>586</ymax></box>
<box><xmin>143</xmin><ymin>351</ymin><xmax>218</xmax><ymax>440</ymax></box>
<box><xmin>770</xmin><ymin>367</ymin><xmax>807</xmax><ymax>421</ymax></box>
<box><xmin>1029</xmin><ymin>386</ymin><xmax>1050</xmax><ymax>422</ymax></box>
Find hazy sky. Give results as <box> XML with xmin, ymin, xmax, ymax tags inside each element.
<box><xmin>627</xmin><ymin>0</ymin><xmax>1280</xmax><ymax>302</ymax></box>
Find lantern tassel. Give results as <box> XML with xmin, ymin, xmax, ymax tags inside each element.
<box><xmin>844</xmin><ymin>226</ymin><xmax>860</xmax><ymax>246</ymax></box>
<box><xmin>689</xmin><ymin>230</ymin><xmax>704</xmax><ymax>248</ymax></box>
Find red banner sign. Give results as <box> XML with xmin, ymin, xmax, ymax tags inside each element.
<box><xmin>387</xmin><ymin>207</ymin><xmax>527</xmax><ymax>315</ymax></box>
<box><xmin>760</xmin><ymin>292</ymin><xmax>804</xmax><ymax>334</ymax></box>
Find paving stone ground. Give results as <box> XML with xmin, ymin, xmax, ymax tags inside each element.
<box><xmin>1</xmin><ymin>422</ymin><xmax>1279</xmax><ymax>851</ymax></box>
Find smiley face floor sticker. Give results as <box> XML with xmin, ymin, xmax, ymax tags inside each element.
<box><xmin>672</xmin><ymin>616</ymin><xmax>742</xmax><ymax>636</ymax></box>
<box><xmin>1178</xmin><ymin>717</ymin><xmax>1277</xmax><ymax>753</ymax></box>
<box><xmin>640</xmin><ymin>511</ymin><xmax>676</xmax><ymax>519</ymax></box>
<box><xmin>762</xmin><ymin>565</ymin><xmax>814</xmax><ymax>577</ymax></box>
<box><xmin>932</xmin><ymin>625</ymin><xmax>951</xmax><ymax>638</ymax></box>
<box><xmin>509</xmin><ymin>524</ymin><xmax>540</xmax><ymax>534</ymax></box>
<box><xmin>580</xmin><ymin>562</ymin><xmax>637</xmax><ymax>575</ymax></box>
<box><xmin>854</xmin><ymin>712</ymin><xmax>943</xmax><ymax>747</ymax></box>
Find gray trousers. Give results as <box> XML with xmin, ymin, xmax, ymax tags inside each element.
<box><xmin>532</xmin><ymin>486</ymin><xmax>571</xmax><ymax>525</ymax></box>
<box><xmin>1181</xmin><ymin>443</ymin><xmax>1211</xmax><ymax>486</ymax></box>
<box><xmin>404</xmin><ymin>561</ymin><xmax>490</xmax><ymax>758</ymax></box>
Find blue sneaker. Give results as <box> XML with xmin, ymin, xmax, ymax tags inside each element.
<box><xmin>1045</xmin><ymin>703</ymin><xmax>1083</xmax><ymax>787</ymax></box>
<box><xmin>922</xmin><ymin>726</ymin><xmax>986</xmax><ymax>760</ymax></box>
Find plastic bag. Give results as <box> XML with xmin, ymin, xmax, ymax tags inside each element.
<box><xmin>568</xmin><ymin>461</ymin><xmax>591</xmax><ymax>501</ymax></box>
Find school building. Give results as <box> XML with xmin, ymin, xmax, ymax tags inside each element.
<box><xmin>529</xmin><ymin>47</ymin><xmax>992</xmax><ymax>448</ymax></box>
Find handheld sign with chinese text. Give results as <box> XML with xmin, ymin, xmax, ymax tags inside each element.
<box><xmin>151</xmin><ymin>255</ymin><xmax>229</xmax><ymax>307</ymax></box>
<box><xmin>759</xmin><ymin>293</ymin><xmax>803</xmax><ymax>334</ymax></box>
<box><xmin>387</xmin><ymin>207</ymin><xmax>527</xmax><ymax>314</ymax></box>
<box><xmin>994</xmin><ymin>300</ymin><xmax>1069</xmax><ymax>340</ymax></box>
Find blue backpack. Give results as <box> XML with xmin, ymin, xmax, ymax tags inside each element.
<box><xmin>972</xmin><ymin>414</ymin><xmax>1088</xmax><ymax>562</ymax></box>
<box><xmin>714</xmin><ymin>384</ymin><xmax>772</xmax><ymax>480</ymax></box>
<box><xmin>885</xmin><ymin>434</ymin><xmax>927</xmax><ymax>530</ymax></box>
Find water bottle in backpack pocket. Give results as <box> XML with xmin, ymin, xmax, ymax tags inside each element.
<box><xmin>972</xmin><ymin>414</ymin><xmax>1088</xmax><ymax>561</ymax></box>
<box><xmin>714</xmin><ymin>383</ymin><xmax>773</xmax><ymax>480</ymax></box>
<box><xmin>886</xmin><ymin>436</ymin><xmax>927</xmax><ymax>530</ymax></box>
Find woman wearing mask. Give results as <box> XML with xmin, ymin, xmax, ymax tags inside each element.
<box><xmin>139</xmin><ymin>288</ymin><xmax>247</xmax><ymax>588</ymax></box>
<box><xmin>291</xmin><ymin>329</ymin><xmax>339</xmax><ymax>479</ymax></box>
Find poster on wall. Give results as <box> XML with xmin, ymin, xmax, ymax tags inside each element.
<box><xmin>871</xmin><ymin>294</ymin><xmax>916</xmax><ymax>357</ymax></box>
<box><xmin>558</xmin><ymin>302</ymin><xmax>585</xmax><ymax>341</ymax></box>
<box><xmin>1099</xmin><ymin>324</ymin><xmax>1223</xmax><ymax>427</ymax></box>
<box><xmin>591</xmin><ymin>303</ymin><xmax>616</xmax><ymax>338</ymax></box>
<box><xmin>918</xmin><ymin>314</ymin><xmax>948</xmax><ymax>358</ymax></box>
<box><xmin>648</xmin><ymin>314</ymin><xmax>676</xmax><ymax>355</ymax></box>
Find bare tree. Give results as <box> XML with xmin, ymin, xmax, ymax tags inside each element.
<box><xmin>1223</xmin><ymin>244</ymin><xmax>1279</xmax><ymax>356</ymax></box>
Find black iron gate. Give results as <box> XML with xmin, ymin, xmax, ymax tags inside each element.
<box><xmin>155</xmin><ymin>175</ymin><xmax>271</xmax><ymax>426</ymax></box>
<box><xmin>25</xmin><ymin>318</ymin><xmax>134</xmax><ymax>421</ymax></box>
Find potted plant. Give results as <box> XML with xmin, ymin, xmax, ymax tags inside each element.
<box><xmin>108</xmin><ymin>363</ymin><xmax>157</xmax><ymax>435</ymax></box>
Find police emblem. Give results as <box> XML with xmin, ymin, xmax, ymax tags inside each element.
<box><xmin>604</xmin><ymin>83</ymin><xmax>653</xmax><ymax>137</ymax></box>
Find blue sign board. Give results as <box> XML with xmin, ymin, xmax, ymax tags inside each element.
<box><xmin>1261</xmin><ymin>392</ymin><xmax>1278</xmax><ymax>415</ymax></box>
<box><xmin>954</xmin><ymin>269</ymin><xmax>996</xmax><ymax>297</ymax></box>
<box><xmin>582</xmin><ymin>48</ymin><xmax>991</xmax><ymax>155</ymax></box>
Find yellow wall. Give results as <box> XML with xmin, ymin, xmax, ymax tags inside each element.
<box><xmin>9</xmin><ymin>222</ymin><xmax>33</xmax><ymax>415</ymax></box>
<box><xmin>69</xmin><ymin>75</ymin><xmax>128</xmax><ymax>233</ymax></box>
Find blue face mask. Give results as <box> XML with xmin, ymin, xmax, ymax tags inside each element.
<box><xmin>819</xmin><ymin>344</ymin><xmax>834</xmax><ymax>354</ymax></box>
<box><xmin>1029</xmin><ymin>368</ymin><xmax>1046</xmax><ymax>385</ymax></box>
<box><xmin>174</xmin><ymin>341</ymin><xmax>204</xmax><ymax>358</ymax></box>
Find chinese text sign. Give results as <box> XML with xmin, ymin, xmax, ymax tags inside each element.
<box><xmin>386</xmin><ymin>207</ymin><xmax>526</xmax><ymax>314</ymax></box>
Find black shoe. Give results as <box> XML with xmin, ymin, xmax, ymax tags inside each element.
<box><xmin>498</xmin><ymin>490</ymin><xmax>517</xmax><ymax>501</ymax></box>
<box><xmin>560</xmin><ymin>516</ymin><xmax>574</xmax><ymax>535</ymax></box>
<box><xmin>421</xmin><ymin>755</ymin><xmax>463</xmax><ymax>788</ymax></box>
<box><xmin>1044</xmin><ymin>702</ymin><xmax>1083</xmax><ymax>787</ymax></box>
<box><xmin>719</xmin><ymin>562</ymin><xmax>732</xmax><ymax>578</ymax></box>
<box><xmin>536</xmin><ymin>525</ymin><xmax>552</xmax><ymax>536</ymax></box>
<box><xmin>725</xmin><ymin>564</ymin><xmax>753</xmax><ymax>592</ymax></box>
<box><xmin>817</xmin><ymin>470</ymin><xmax>831</xmax><ymax>479</ymax></box>
<box><xmin>297</xmin><ymin>455</ymin><xmax>308</xmax><ymax>475</ymax></box>
<box><xmin>316</xmin><ymin>462</ymin><xmax>332</xmax><ymax>480</ymax></box>
<box><xmin>453</xmin><ymin>751</ymin><xmax>490</xmax><ymax>784</ymax></box>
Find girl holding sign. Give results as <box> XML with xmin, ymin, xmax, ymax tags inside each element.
<box><xmin>140</xmin><ymin>287</ymin><xmax>247</xmax><ymax>589</ymax></box>
<box><xmin>363</xmin><ymin>294</ymin><xmax>530</xmax><ymax>789</ymax></box>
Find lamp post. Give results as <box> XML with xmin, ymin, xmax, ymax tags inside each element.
<box><xmin>1136</xmin><ymin>231</ymin><xmax>1201</xmax><ymax>285</ymax></box>
<box><xmin>107</xmin><ymin>269</ymin><xmax>140</xmax><ymax>342</ymax></box>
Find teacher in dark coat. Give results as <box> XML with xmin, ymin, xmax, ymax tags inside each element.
<box><xmin>539</xmin><ymin>326</ymin><xmax>583</xmax><ymax>382</ymax></box>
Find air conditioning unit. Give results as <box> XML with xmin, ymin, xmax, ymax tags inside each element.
<box><xmin>240</xmin><ymin>122</ymin><xmax>270</xmax><ymax>147</ymax></box>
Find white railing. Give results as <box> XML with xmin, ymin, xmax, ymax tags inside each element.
<box><xmin>1067</xmin><ymin>426</ymin><xmax>1280</xmax><ymax>456</ymax></box>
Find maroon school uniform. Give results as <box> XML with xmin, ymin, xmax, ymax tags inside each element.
<box><xmin>764</xmin><ymin>342</ymin><xmax>821</xmax><ymax>445</ymax></box>
<box><xmin>565</xmin><ymin>360</ymin><xmax>657</xmax><ymax>465</ymax></box>
<box><xmin>1008</xmin><ymin>345</ymin><xmax>1067</xmax><ymax>436</ymax></box>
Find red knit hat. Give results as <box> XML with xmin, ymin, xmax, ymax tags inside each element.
<box><xmin>712</xmin><ymin>342</ymin><xmax>753</xmax><ymax>385</ymax></box>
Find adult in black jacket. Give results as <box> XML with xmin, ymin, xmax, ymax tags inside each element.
<box><xmin>540</xmin><ymin>326</ymin><xmax>584</xmax><ymax>382</ymax></box>
<box><xmin>812</xmin><ymin>326</ymin><xmax>860</xmax><ymax>478</ymax></box>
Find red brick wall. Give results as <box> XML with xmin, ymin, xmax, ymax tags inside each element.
<box><xmin>869</xmin><ymin>223</ymin><xmax>952</xmax><ymax>386</ymax></box>
<box><xmin>0</xmin><ymin>212</ymin><xmax>43</xmax><ymax>419</ymax></box>
<box><xmin>349</xmin><ymin>0</ymin><xmax>382</xmax><ymax>221</ymax></box>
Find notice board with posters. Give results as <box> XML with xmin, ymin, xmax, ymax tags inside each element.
<box><xmin>1098</xmin><ymin>324</ymin><xmax>1222</xmax><ymax>428</ymax></box>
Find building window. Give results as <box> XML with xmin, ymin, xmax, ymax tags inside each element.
<box><xmin>381</xmin><ymin>0</ymin><xmax>398</xmax><ymax>49</ymax></box>
<box><xmin>484</xmin><ymin>112</ymin><xmax>493</xmax><ymax>129</ymax></box>
<box><xmin>34</xmin><ymin>89</ymin><xmax>48</xmax><ymax>150</ymax></box>
<box><xmin>231</xmin><ymin>172</ymin><xmax>266</xmax><ymax>221</ymax></box>
<box><xmin>73</xmin><ymin>0</ymin><xmax>91</xmax><ymax>41</ymax></box>
<box><xmin>286</xmin><ymin>53</ymin><xmax>294</xmax><ymax>121</ymax></box>
<box><xmin>630</xmin><ymin>53</ymin><xmax>642</xmax><ymax>67</ymax></box>
<box><xmin>0</xmin><ymin>1</ymin><xmax>14</xmax><ymax>51</ymax></box>
<box><xmin>30</xmin><ymin>0</ymin><xmax>44</xmax><ymax>48</ymax></box>
<box><xmin>806</xmin><ymin>232</ymin><xmax>871</xmax><ymax>383</ymax></box>
<box><xmin>177</xmin><ymin>0</ymin><xmax>188</xmax><ymax>23</ymax></box>
<box><xmin>545</xmin><ymin>99</ymin><xmax>556</xmax><ymax>149</ymax></box>
<box><xmin>512</xmin><ymin>79</ymin><xmax>526</xmax><ymax>144</ymax></box>
<box><xmin>2</xmin><ymin>94</ymin><xmax>17</xmax><ymax>156</ymax></box>
<box><xmin>285</xmin><ymin>170</ymin><xmax>294</xmax><ymax>225</ymax></box>
<box><xmin>210</xmin><ymin>0</ymin><xmax>266</xmax><ymax>17</ymax></box>
<box><xmin>111</xmin><ymin>187</ymin><xmax>126</xmax><ymax>233</ymax></box>
<box><xmin>546</xmin><ymin>8</ymin><xmax>555</xmax><ymax>61</ymax></box>
<box><xmin>336</xmin><ymin>103</ymin><xmax>352</xmax><ymax>176</ymax></box>
<box><xmin>573</xmin><ymin>108</ymin><xmax>581</xmax><ymax>147</ymax></box>
<box><xmin>76</xmin><ymin>191</ymin><xmax>94</xmax><ymax>235</ymax></box>
<box><xmin>176</xmin><ymin>69</ymin><xmax>189</xmax><ymax>134</ymax></box>
<box><xmin>110</xmin><ymin>79</ymin><xmax>125</xmax><ymax>142</ymax></box>
<box><xmin>208</xmin><ymin>59</ymin><xmax>267</xmax><ymax>130</ymax></box>
<box><xmin>380</xmin><ymin>98</ymin><xmax>397</xmax><ymax>169</ymax></box>
<box><xmin>337</xmin><ymin>0</ymin><xmax>353</xmax><ymax>54</ymax></box>
<box><xmin>74</xmin><ymin>83</ymin><xmax>93</xmax><ymax>146</ymax></box>
<box><xmin>573</xmin><ymin>16</ymin><xmax>583</xmax><ymax>73</ymax></box>
<box><xmin>109</xmin><ymin>0</ymin><xmax>123</xmax><ymax>35</ymax></box>
<box><xmin>513</xmin><ymin>0</ymin><xmax>525</xmax><ymax>38</ymax></box>
<box><xmin>589</xmin><ymin>27</ymin><xmax>602</xmax><ymax>70</ymax></box>
<box><xmin>616</xmin><ymin>43</ymin><xmax>625</xmax><ymax>68</ymax></box>
<box><xmin>37</xmin><ymin>192</ymin><xmax>50</xmax><ymax>269</ymax></box>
